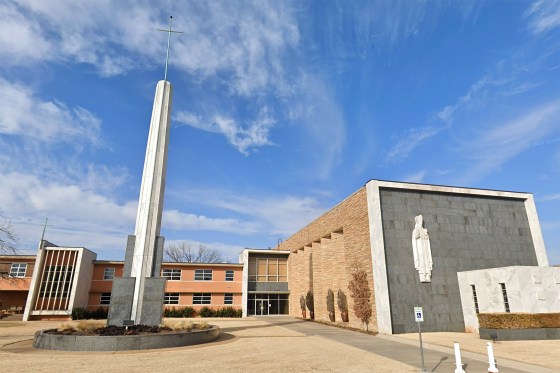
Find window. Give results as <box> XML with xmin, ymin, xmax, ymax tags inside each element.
<box><xmin>164</xmin><ymin>293</ymin><xmax>180</xmax><ymax>305</ymax></box>
<box><xmin>224</xmin><ymin>293</ymin><xmax>233</xmax><ymax>305</ymax></box>
<box><xmin>100</xmin><ymin>292</ymin><xmax>111</xmax><ymax>305</ymax></box>
<box><xmin>103</xmin><ymin>267</ymin><xmax>115</xmax><ymax>280</ymax></box>
<box><xmin>39</xmin><ymin>266</ymin><xmax>74</xmax><ymax>298</ymax></box>
<box><xmin>193</xmin><ymin>293</ymin><xmax>211</xmax><ymax>304</ymax></box>
<box><xmin>225</xmin><ymin>270</ymin><xmax>234</xmax><ymax>281</ymax></box>
<box><xmin>162</xmin><ymin>268</ymin><xmax>181</xmax><ymax>280</ymax></box>
<box><xmin>10</xmin><ymin>263</ymin><xmax>27</xmax><ymax>278</ymax></box>
<box><xmin>471</xmin><ymin>285</ymin><xmax>479</xmax><ymax>314</ymax></box>
<box><xmin>194</xmin><ymin>269</ymin><xmax>212</xmax><ymax>281</ymax></box>
<box><xmin>248</xmin><ymin>257</ymin><xmax>288</xmax><ymax>282</ymax></box>
<box><xmin>500</xmin><ymin>283</ymin><xmax>510</xmax><ymax>313</ymax></box>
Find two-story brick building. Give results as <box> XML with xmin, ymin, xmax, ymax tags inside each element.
<box><xmin>1</xmin><ymin>180</ymin><xmax>558</xmax><ymax>335</ymax></box>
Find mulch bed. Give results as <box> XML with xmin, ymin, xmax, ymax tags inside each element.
<box><xmin>44</xmin><ymin>325</ymin><xmax>173</xmax><ymax>336</ymax></box>
<box><xmin>296</xmin><ymin>317</ymin><xmax>378</xmax><ymax>335</ymax></box>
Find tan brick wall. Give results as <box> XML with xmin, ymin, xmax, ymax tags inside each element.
<box><xmin>279</xmin><ymin>187</ymin><xmax>377</xmax><ymax>331</ymax></box>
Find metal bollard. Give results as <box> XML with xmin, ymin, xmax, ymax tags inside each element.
<box><xmin>486</xmin><ymin>342</ymin><xmax>499</xmax><ymax>373</ymax></box>
<box><xmin>454</xmin><ymin>343</ymin><xmax>465</xmax><ymax>373</ymax></box>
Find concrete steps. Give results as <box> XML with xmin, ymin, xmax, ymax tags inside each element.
<box><xmin>1</xmin><ymin>313</ymin><xmax>23</xmax><ymax>321</ymax></box>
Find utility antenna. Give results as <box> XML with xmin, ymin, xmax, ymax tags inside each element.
<box><xmin>157</xmin><ymin>16</ymin><xmax>183</xmax><ymax>81</ymax></box>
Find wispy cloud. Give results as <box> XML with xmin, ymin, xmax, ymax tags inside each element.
<box><xmin>163</xmin><ymin>209</ymin><xmax>260</xmax><ymax>235</ymax></box>
<box><xmin>385</xmin><ymin>125</ymin><xmax>444</xmax><ymax>163</ymax></box>
<box><xmin>174</xmin><ymin>107</ymin><xmax>276</xmax><ymax>155</ymax></box>
<box><xmin>404</xmin><ymin>170</ymin><xmax>427</xmax><ymax>183</ymax></box>
<box><xmin>526</xmin><ymin>0</ymin><xmax>560</xmax><ymax>35</ymax></box>
<box><xmin>288</xmin><ymin>76</ymin><xmax>346</xmax><ymax>179</ymax></box>
<box><xmin>4</xmin><ymin>1</ymin><xmax>299</xmax><ymax>96</ymax></box>
<box><xmin>385</xmin><ymin>74</ymin><xmax>498</xmax><ymax>165</ymax></box>
<box><xmin>0</xmin><ymin>78</ymin><xmax>101</xmax><ymax>145</ymax></box>
<box><xmin>0</xmin><ymin>167</ymin><xmax>271</xmax><ymax>257</ymax></box>
<box><xmin>169</xmin><ymin>187</ymin><xmax>326</xmax><ymax>236</ymax></box>
<box><xmin>456</xmin><ymin>98</ymin><xmax>560</xmax><ymax>183</ymax></box>
<box><xmin>539</xmin><ymin>193</ymin><xmax>560</xmax><ymax>202</ymax></box>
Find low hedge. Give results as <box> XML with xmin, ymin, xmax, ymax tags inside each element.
<box><xmin>163</xmin><ymin>306</ymin><xmax>196</xmax><ymax>318</ymax></box>
<box><xmin>164</xmin><ymin>306</ymin><xmax>241</xmax><ymax>318</ymax></box>
<box><xmin>199</xmin><ymin>306</ymin><xmax>242</xmax><ymax>318</ymax></box>
<box><xmin>71</xmin><ymin>307</ymin><xmax>108</xmax><ymax>320</ymax></box>
<box><xmin>478</xmin><ymin>313</ymin><xmax>560</xmax><ymax>329</ymax></box>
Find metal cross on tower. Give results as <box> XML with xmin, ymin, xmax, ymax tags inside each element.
<box><xmin>157</xmin><ymin>16</ymin><xmax>183</xmax><ymax>81</ymax></box>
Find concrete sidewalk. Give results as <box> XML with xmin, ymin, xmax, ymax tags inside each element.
<box><xmin>266</xmin><ymin>317</ymin><xmax>555</xmax><ymax>373</ymax></box>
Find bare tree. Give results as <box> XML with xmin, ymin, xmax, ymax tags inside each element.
<box><xmin>348</xmin><ymin>266</ymin><xmax>373</xmax><ymax>331</ymax></box>
<box><xmin>164</xmin><ymin>241</ymin><xmax>225</xmax><ymax>263</ymax></box>
<box><xmin>0</xmin><ymin>217</ymin><xmax>18</xmax><ymax>255</ymax></box>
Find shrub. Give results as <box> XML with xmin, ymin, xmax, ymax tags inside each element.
<box><xmin>305</xmin><ymin>290</ymin><xmax>314</xmax><ymax>313</ymax></box>
<box><xmin>300</xmin><ymin>295</ymin><xmax>306</xmax><ymax>311</ymax></box>
<box><xmin>71</xmin><ymin>307</ymin><xmax>108</xmax><ymax>320</ymax></box>
<box><xmin>197</xmin><ymin>306</ymin><xmax>242</xmax><ymax>318</ymax></box>
<box><xmin>71</xmin><ymin>307</ymin><xmax>87</xmax><ymax>320</ymax></box>
<box><xmin>194</xmin><ymin>321</ymin><xmax>209</xmax><ymax>330</ymax></box>
<box><xmin>337</xmin><ymin>289</ymin><xmax>348</xmax><ymax>311</ymax></box>
<box><xmin>478</xmin><ymin>313</ymin><xmax>560</xmax><ymax>329</ymax></box>
<box><xmin>326</xmin><ymin>289</ymin><xmax>335</xmax><ymax>314</ymax></box>
<box><xmin>91</xmin><ymin>307</ymin><xmax>109</xmax><ymax>319</ymax></box>
<box><xmin>162</xmin><ymin>319</ymin><xmax>193</xmax><ymax>331</ymax></box>
<box><xmin>215</xmin><ymin>306</ymin><xmax>241</xmax><ymax>318</ymax></box>
<box><xmin>163</xmin><ymin>306</ymin><xmax>196</xmax><ymax>318</ymax></box>
<box><xmin>57</xmin><ymin>320</ymin><xmax>105</xmax><ymax>332</ymax></box>
<box><xmin>348</xmin><ymin>268</ymin><xmax>372</xmax><ymax>331</ymax></box>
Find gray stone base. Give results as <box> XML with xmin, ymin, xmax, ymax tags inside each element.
<box><xmin>107</xmin><ymin>277</ymin><xmax>166</xmax><ymax>326</ymax></box>
<box><xmin>139</xmin><ymin>277</ymin><xmax>166</xmax><ymax>326</ymax></box>
<box><xmin>33</xmin><ymin>326</ymin><xmax>220</xmax><ymax>351</ymax></box>
<box><xmin>480</xmin><ymin>327</ymin><xmax>560</xmax><ymax>341</ymax></box>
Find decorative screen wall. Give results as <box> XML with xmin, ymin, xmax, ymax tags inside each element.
<box><xmin>34</xmin><ymin>249</ymin><xmax>78</xmax><ymax>311</ymax></box>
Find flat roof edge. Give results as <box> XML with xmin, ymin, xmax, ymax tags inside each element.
<box><xmin>366</xmin><ymin>179</ymin><xmax>531</xmax><ymax>197</ymax></box>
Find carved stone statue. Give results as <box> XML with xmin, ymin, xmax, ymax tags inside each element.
<box><xmin>412</xmin><ymin>214</ymin><xmax>433</xmax><ymax>282</ymax></box>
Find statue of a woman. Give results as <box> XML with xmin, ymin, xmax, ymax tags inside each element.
<box><xmin>412</xmin><ymin>214</ymin><xmax>433</xmax><ymax>282</ymax></box>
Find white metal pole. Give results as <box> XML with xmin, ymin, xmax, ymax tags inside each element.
<box><xmin>487</xmin><ymin>342</ymin><xmax>499</xmax><ymax>373</ymax></box>
<box><xmin>454</xmin><ymin>343</ymin><xmax>465</xmax><ymax>373</ymax></box>
<box><xmin>418</xmin><ymin>321</ymin><xmax>427</xmax><ymax>373</ymax></box>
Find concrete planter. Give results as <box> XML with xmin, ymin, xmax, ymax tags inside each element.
<box><xmin>33</xmin><ymin>325</ymin><xmax>220</xmax><ymax>351</ymax></box>
<box><xmin>479</xmin><ymin>327</ymin><xmax>560</xmax><ymax>341</ymax></box>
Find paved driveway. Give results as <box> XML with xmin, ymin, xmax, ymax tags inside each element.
<box><xmin>262</xmin><ymin>317</ymin><xmax>551</xmax><ymax>373</ymax></box>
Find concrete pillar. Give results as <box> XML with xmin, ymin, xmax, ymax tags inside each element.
<box><xmin>108</xmin><ymin>80</ymin><xmax>172</xmax><ymax>326</ymax></box>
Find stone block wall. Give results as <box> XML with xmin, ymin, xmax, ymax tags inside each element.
<box><xmin>280</xmin><ymin>187</ymin><xmax>376</xmax><ymax>331</ymax></box>
<box><xmin>380</xmin><ymin>188</ymin><xmax>538</xmax><ymax>333</ymax></box>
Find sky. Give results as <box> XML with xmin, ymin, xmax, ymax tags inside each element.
<box><xmin>0</xmin><ymin>0</ymin><xmax>559</xmax><ymax>264</ymax></box>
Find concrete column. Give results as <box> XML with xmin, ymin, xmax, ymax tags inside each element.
<box><xmin>129</xmin><ymin>80</ymin><xmax>173</xmax><ymax>323</ymax></box>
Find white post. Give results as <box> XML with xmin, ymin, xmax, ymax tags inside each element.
<box><xmin>486</xmin><ymin>342</ymin><xmax>499</xmax><ymax>373</ymax></box>
<box><xmin>454</xmin><ymin>343</ymin><xmax>465</xmax><ymax>373</ymax></box>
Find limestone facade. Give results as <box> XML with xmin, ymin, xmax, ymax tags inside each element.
<box><xmin>279</xmin><ymin>187</ymin><xmax>377</xmax><ymax>331</ymax></box>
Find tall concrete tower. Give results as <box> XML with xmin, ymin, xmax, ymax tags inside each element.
<box><xmin>107</xmin><ymin>81</ymin><xmax>173</xmax><ymax>326</ymax></box>
<box><xmin>108</xmin><ymin>16</ymin><xmax>181</xmax><ymax>327</ymax></box>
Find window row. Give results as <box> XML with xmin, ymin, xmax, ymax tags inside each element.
<box><xmin>164</xmin><ymin>293</ymin><xmax>235</xmax><ymax>305</ymax></box>
<box><xmin>10</xmin><ymin>263</ymin><xmax>27</xmax><ymax>278</ymax></box>
<box><xmin>248</xmin><ymin>257</ymin><xmax>288</xmax><ymax>282</ymax></box>
<box><xmin>97</xmin><ymin>293</ymin><xmax>234</xmax><ymax>306</ymax></box>
<box><xmin>161</xmin><ymin>268</ymin><xmax>236</xmax><ymax>281</ymax></box>
<box><xmin>100</xmin><ymin>267</ymin><xmax>237</xmax><ymax>281</ymax></box>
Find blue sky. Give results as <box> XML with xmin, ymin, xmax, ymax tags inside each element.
<box><xmin>1</xmin><ymin>1</ymin><xmax>559</xmax><ymax>264</ymax></box>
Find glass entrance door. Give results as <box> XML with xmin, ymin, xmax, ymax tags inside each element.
<box><xmin>248</xmin><ymin>294</ymin><xmax>289</xmax><ymax>316</ymax></box>
<box><xmin>257</xmin><ymin>299</ymin><xmax>269</xmax><ymax>315</ymax></box>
